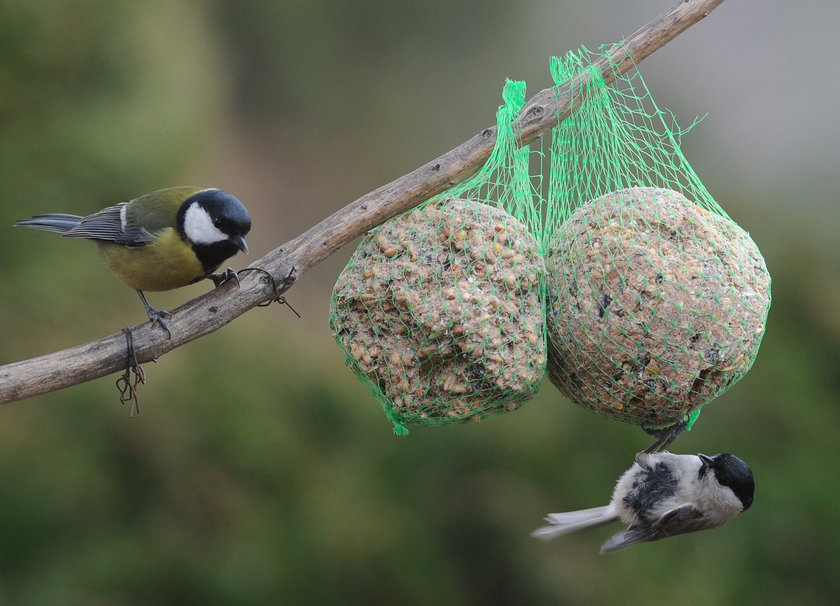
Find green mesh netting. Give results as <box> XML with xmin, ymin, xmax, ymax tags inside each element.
<box><xmin>543</xmin><ymin>45</ymin><xmax>772</xmax><ymax>430</ymax></box>
<box><xmin>330</xmin><ymin>44</ymin><xmax>771</xmax><ymax>436</ymax></box>
<box><xmin>330</xmin><ymin>81</ymin><xmax>547</xmax><ymax>434</ymax></box>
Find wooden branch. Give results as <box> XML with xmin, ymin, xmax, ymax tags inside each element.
<box><xmin>0</xmin><ymin>0</ymin><xmax>727</xmax><ymax>405</ymax></box>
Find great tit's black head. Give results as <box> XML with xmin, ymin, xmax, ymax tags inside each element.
<box><xmin>178</xmin><ymin>189</ymin><xmax>251</xmax><ymax>273</ymax></box>
<box><xmin>178</xmin><ymin>188</ymin><xmax>251</xmax><ymax>251</ymax></box>
<box><xmin>699</xmin><ymin>453</ymin><xmax>755</xmax><ymax>511</ymax></box>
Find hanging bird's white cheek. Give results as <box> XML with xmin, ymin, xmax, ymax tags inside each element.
<box><xmin>183</xmin><ymin>203</ymin><xmax>227</xmax><ymax>245</ymax></box>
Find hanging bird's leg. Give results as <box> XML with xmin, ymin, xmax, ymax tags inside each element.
<box><xmin>136</xmin><ymin>290</ymin><xmax>171</xmax><ymax>337</ymax></box>
<box><xmin>641</xmin><ymin>419</ymin><xmax>689</xmax><ymax>454</ymax></box>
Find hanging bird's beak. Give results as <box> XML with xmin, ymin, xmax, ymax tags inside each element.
<box><xmin>231</xmin><ymin>235</ymin><xmax>249</xmax><ymax>254</ymax></box>
<box><xmin>698</xmin><ymin>453</ymin><xmax>714</xmax><ymax>476</ymax></box>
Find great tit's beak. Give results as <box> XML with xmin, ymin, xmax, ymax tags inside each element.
<box><xmin>231</xmin><ymin>235</ymin><xmax>249</xmax><ymax>254</ymax></box>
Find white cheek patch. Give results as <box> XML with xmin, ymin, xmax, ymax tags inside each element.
<box><xmin>183</xmin><ymin>202</ymin><xmax>227</xmax><ymax>245</ymax></box>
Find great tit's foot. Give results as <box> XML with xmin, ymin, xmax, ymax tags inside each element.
<box><xmin>641</xmin><ymin>419</ymin><xmax>689</xmax><ymax>454</ymax></box>
<box><xmin>116</xmin><ymin>327</ymin><xmax>146</xmax><ymax>417</ymax></box>
<box><xmin>210</xmin><ymin>267</ymin><xmax>240</xmax><ymax>288</ymax></box>
<box><xmin>136</xmin><ymin>290</ymin><xmax>172</xmax><ymax>338</ymax></box>
<box><xmin>146</xmin><ymin>308</ymin><xmax>172</xmax><ymax>338</ymax></box>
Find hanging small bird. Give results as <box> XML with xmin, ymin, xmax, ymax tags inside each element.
<box><xmin>532</xmin><ymin>451</ymin><xmax>754</xmax><ymax>553</ymax></box>
<box><xmin>15</xmin><ymin>186</ymin><xmax>251</xmax><ymax>335</ymax></box>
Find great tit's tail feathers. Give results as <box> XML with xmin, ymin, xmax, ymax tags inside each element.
<box><xmin>531</xmin><ymin>505</ymin><xmax>617</xmax><ymax>541</ymax></box>
<box><xmin>15</xmin><ymin>214</ymin><xmax>83</xmax><ymax>234</ymax></box>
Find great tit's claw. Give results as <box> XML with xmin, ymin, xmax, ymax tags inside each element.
<box><xmin>210</xmin><ymin>268</ymin><xmax>240</xmax><ymax>287</ymax></box>
<box><xmin>146</xmin><ymin>309</ymin><xmax>172</xmax><ymax>338</ymax></box>
<box><xmin>135</xmin><ymin>290</ymin><xmax>172</xmax><ymax>338</ymax></box>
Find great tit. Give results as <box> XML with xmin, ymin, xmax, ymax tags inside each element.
<box><xmin>15</xmin><ymin>186</ymin><xmax>251</xmax><ymax>334</ymax></box>
<box><xmin>532</xmin><ymin>451</ymin><xmax>754</xmax><ymax>553</ymax></box>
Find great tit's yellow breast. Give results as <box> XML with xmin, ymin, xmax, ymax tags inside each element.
<box><xmin>97</xmin><ymin>228</ymin><xmax>206</xmax><ymax>292</ymax></box>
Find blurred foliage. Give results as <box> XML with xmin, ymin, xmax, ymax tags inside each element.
<box><xmin>0</xmin><ymin>1</ymin><xmax>838</xmax><ymax>605</ymax></box>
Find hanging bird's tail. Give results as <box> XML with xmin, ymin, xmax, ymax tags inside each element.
<box><xmin>531</xmin><ymin>505</ymin><xmax>618</xmax><ymax>541</ymax></box>
<box><xmin>14</xmin><ymin>214</ymin><xmax>83</xmax><ymax>234</ymax></box>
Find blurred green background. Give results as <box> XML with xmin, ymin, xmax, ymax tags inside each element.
<box><xmin>1</xmin><ymin>1</ymin><xmax>838</xmax><ymax>604</ymax></box>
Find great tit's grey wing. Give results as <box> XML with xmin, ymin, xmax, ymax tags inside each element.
<box><xmin>600</xmin><ymin>504</ymin><xmax>703</xmax><ymax>553</ymax></box>
<box><xmin>111</xmin><ymin>188</ymin><xmax>192</xmax><ymax>245</ymax></box>
<box><xmin>62</xmin><ymin>203</ymin><xmax>154</xmax><ymax>246</ymax></box>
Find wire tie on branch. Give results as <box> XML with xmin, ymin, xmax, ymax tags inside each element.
<box><xmin>116</xmin><ymin>327</ymin><xmax>146</xmax><ymax>417</ymax></box>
